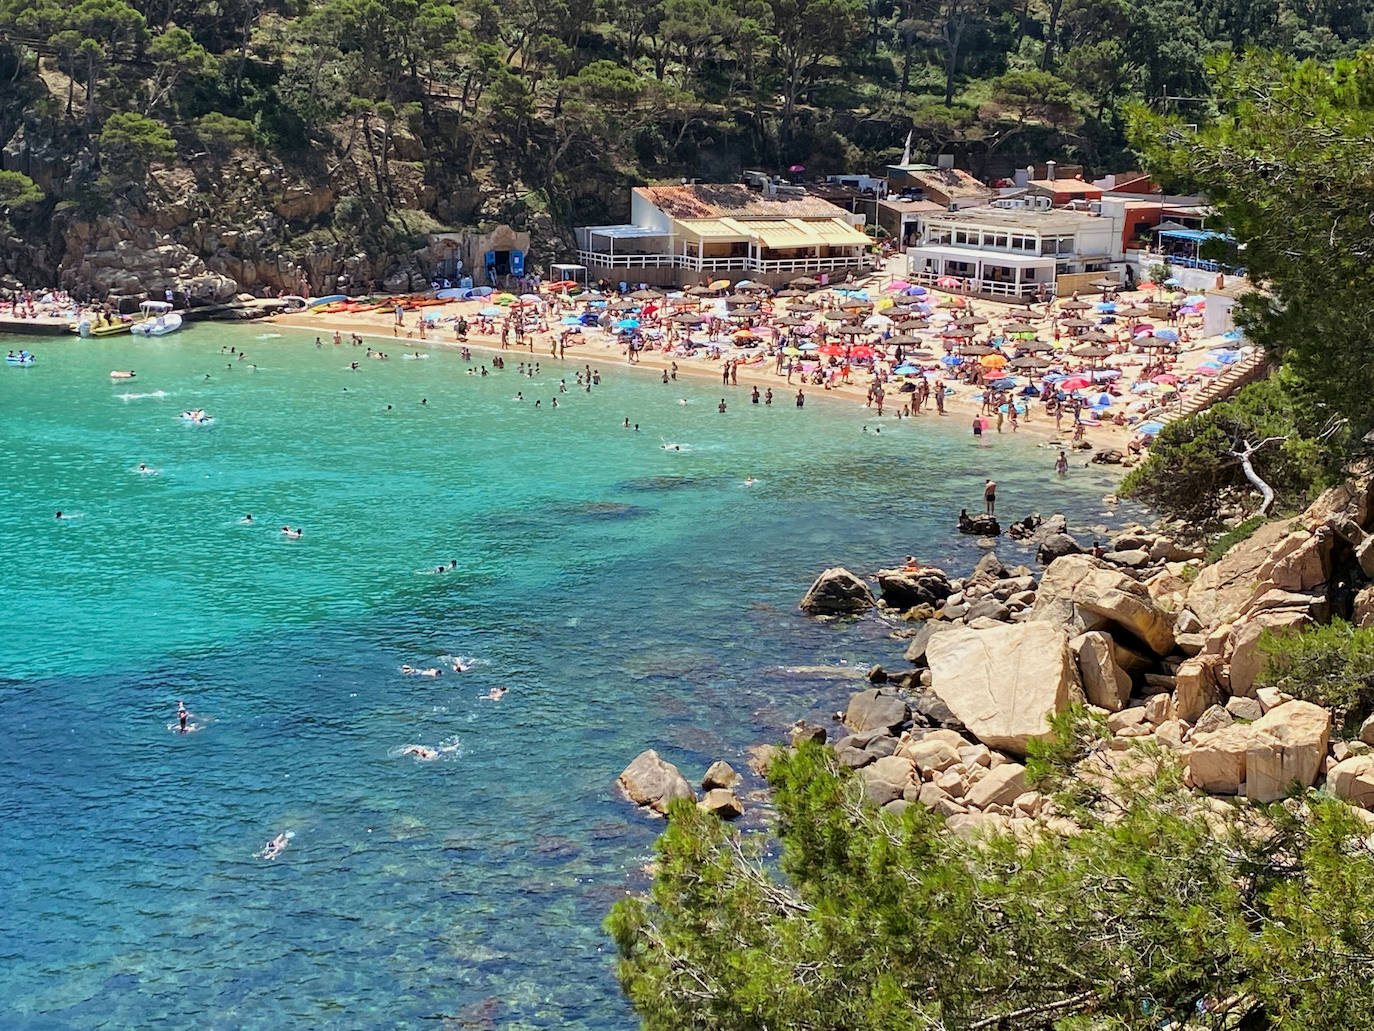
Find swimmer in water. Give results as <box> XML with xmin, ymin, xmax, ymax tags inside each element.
<box><xmin>259</xmin><ymin>832</ymin><xmax>290</xmax><ymax>859</ymax></box>
<box><xmin>403</xmin><ymin>745</ymin><xmax>440</xmax><ymax>761</ymax></box>
<box><xmin>484</xmin><ymin>686</ymin><xmax>509</xmax><ymax>701</ymax></box>
<box><xmin>55</xmin><ymin>510</ymin><xmax>62</xmax><ymax>519</ymax></box>
<box><xmin>241</xmin><ymin>514</ymin><xmax>254</xmax><ymax>524</ymax></box>
<box><xmin>281</xmin><ymin>526</ymin><xmax>302</xmax><ymax>539</ymax></box>
<box><xmin>744</xmin><ymin>476</ymin><xmax>756</xmax><ymax>486</ymax></box>
<box><xmin>677</xmin><ymin>398</ymin><xmax>688</xmax><ymax>405</ymax></box>
<box><xmin>177</xmin><ymin>700</ymin><xmax>189</xmax><ymax>733</ymax></box>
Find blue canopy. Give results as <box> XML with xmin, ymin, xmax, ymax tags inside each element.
<box><xmin>1157</xmin><ymin>228</ymin><xmax>1233</xmax><ymax>244</ymax></box>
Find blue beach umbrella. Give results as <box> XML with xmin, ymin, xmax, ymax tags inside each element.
<box><xmin>894</xmin><ymin>364</ymin><xmax>920</xmax><ymax>375</ymax></box>
<box><xmin>616</xmin><ymin>318</ymin><xmax>640</xmax><ymax>329</ymax></box>
<box><xmin>1139</xmin><ymin>420</ymin><xmax>1164</xmax><ymax>435</ymax></box>
<box><xmin>560</xmin><ymin>315</ymin><xmax>582</xmax><ymax>325</ymax></box>
<box><xmin>1222</xmin><ymin>329</ymin><xmax>1243</xmax><ymax>342</ymax></box>
<box><xmin>1154</xmin><ymin>328</ymin><xmax>1180</xmax><ymax>341</ymax></box>
<box><xmin>479</xmin><ymin>306</ymin><xmax>504</xmax><ymax>316</ymax></box>
<box><xmin>1163</xmin><ymin>276</ymin><xmax>1182</xmax><ymax>287</ymax></box>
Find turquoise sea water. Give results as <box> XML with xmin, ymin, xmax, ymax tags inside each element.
<box><xmin>0</xmin><ymin>327</ymin><xmax>1129</xmax><ymax>1029</ymax></box>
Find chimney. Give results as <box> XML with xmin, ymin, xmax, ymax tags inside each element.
<box><xmin>1046</xmin><ymin>160</ymin><xmax>1057</xmax><ymax>182</ymax></box>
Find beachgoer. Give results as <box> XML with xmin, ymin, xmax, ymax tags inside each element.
<box><xmin>718</xmin><ymin>398</ymin><xmax>727</xmax><ymax>413</ymax></box>
<box><xmin>795</xmin><ymin>389</ymin><xmax>804</xmax><ymax>408</ymax></box>
<box><xmin>484</xmin><ymin>686</ymin><xmax>508</xmax><ymax>701</ymax></box>
<box><xmin>177</xmin><ymin>701</ymin><xmax>189</xmax><ymax>733</ymax></box>
<box><xmin>984</xmin><ymin>479</ymin><xmax>997</xmax><ymax>516</ymax></box>
<box><xmin>1055</xmin><ymin>450</ymin><xmax>1069</xmax><ymax>477</ymax></box>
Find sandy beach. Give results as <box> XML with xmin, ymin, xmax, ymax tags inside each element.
<box><xmin>266</xmin><ymin>275</ymin><xmax>1233</xmax><ymax>466</ymax></box>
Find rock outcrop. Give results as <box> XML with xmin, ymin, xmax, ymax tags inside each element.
<box><xmin>844</xmin><ymin>689</ymin><xmax>911</xmax><ymax>734</ymax></box>
<box><xmin>1031</xmin><ymin>555</ymin><xmax>1175</xmax><ymax>655</ymax></box>
<box><xmin>1244</xmin><ymin>700</ymin><xmax>1330</xmax><ymax>803</ymax></box>
<box><xmin>618</xmin><ymin>750</ymin><xmax>695</xmax><ymax>815</ymax></box>
<box><xmin>800</xmin><ymin>567</ymin><xmax>876</xmax><ymax>615</ymax></box>
<box><xmin>876</xmin><ymin>567</ymin><xmax>954</xmax><ymax>609</ymax></box>
<box><xmin>925</xmin><ymin>622</ymin><xmax>1081</xmax><ymax>756</ymax></box>
<box><xmin>1070</xmin><ymin>631</ymin><xmax>1132</xmax><ymax>712</ymax></box>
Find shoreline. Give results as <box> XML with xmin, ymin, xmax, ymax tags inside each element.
<box><xmin>268</xmin><ymin>307</ymin><xmax>1131</xmax><ymax>456</ymax></box>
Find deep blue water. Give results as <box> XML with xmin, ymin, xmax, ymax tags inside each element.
<box><xmin>0</xmin><ymin>326</ymin><xmax>1127</xmax><ymax>1028</ymax></box>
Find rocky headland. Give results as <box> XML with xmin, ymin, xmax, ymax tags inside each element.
<box><xmin>618</xmin><ymin>473</ymin><xmax>1374</xmax><ymax>837</ymax></box>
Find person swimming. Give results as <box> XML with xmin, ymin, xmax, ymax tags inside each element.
<box><xmin>451</xmin><ymin>657</ymin><xmax>473</xmax><ymax>673</ymax></box>
<box><xmin>402</xmin><ymin>745</ymin><xmax>440</xmax><ymax>761</ymax></box>
<box><xmin>241</xmin><ymin>514</ymin><xmax>254</xmax><ymax>524</ymax></box>
<box><xmin>744</xmin><ymin>476</ymin><xmax>756</xmax><ymax>486</ymax></box>
<box><xmin>177</xmin><ymin>700</ymin><xmax>189</xmax><ymax>733</ymax></box>
<box><xmin>258</xmin><ymin>832</ymin><xmax>291</xmax><ymax>859</ymax></box>
<box><xmin>483</xmin><ymin>686</ymin><xmax>508</xmax><ymax>701</ymax></box>
<box><xmin>281</xmin><ymin>526</ymin><xmax>302</xmax><ymax>539</ymax></box>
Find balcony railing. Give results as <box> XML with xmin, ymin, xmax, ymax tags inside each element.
<box><xmin>907</xmin><ymin>269</ymin><xmax>1053</xmax><ymax>300</ymax></box>
<box><xmin>576</xmin><ymin>251</ymin><xmax>871</xmax><ymax>274</ymax></box>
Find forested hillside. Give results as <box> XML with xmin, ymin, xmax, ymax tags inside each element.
<box><xmin>2</xmin><ymin>0</ymin><xmax>1373</xmax><ymax>294</ymax></box>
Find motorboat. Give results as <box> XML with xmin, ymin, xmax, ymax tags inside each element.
<box><xmin>130</xmin><ymin>300</ymin><xmax>183</xmax><ymax>336</ymax></box>
<box><xmin>74</xmin><ymin>314</ymin><xmax>131</xmax><ymax>337</ymax></box>
<box><xmin>5</xmin><ymin>350</ymin><xmax>34</xmax><ymax>365</ymax></box>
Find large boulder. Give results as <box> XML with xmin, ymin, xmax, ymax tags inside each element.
<box><xmin>844</xmin><ymin>689</ymin><xmax>911</xmax><ymax>734</ymax></box>
<box><xmin>903</xmin><ymin>619</ymin><xmax>957</xmax><ymax>665</ymax></box>
<box><xmin>1186</xmin><ymin>520</ymin><xmax>1291</xmax><ymax>626</ymax></box>
<box><xmin>800</xmin><ymin>567</ymin><xmax>875</xmax><ymax>615</ymax></box>
<box><xmin>966</xmin><ymin>762</ymin><xmax>1027</xmax><ymax>810</ymax></box>
<box><xmin>1031</xmin><ymin>555</ymin><xmax>1176</xmax><ymax>655</ymax></box>
<box><xmin>958</xmin><ymin>512</ymin><xmax>1001</xmax><ymax>536</ymax></box>
<box><xmin>1244</xmin><ymin>700</ymin><xmax>1331</xmax><ymax>803</ymax></box>
<box><xmin>698</xmin><ymin>788</ymin><xmax>744</xmax><ymax>819</ymax></box>
<box><xmin>1036</xmin><ymin>531</ymin><xmax>1084</xmax><ymax>565</ymax></box>
<box><xmin>876</xmin><ymin>567</ymin><xmax>954</xmax><ymax>609</ymax></box>
<box><xmin>1173</xmin><ymin>656</ymin><xmax>1223</xmax><ymax>723</ymax></box>
<box><xmin>925</xmin><ymin>622</ymin><xmax>1082</xmax><ymax>757</ymax></box>
<box><xmin>1225</xmin><ymin>609</ymin><xmax>1310</xmax><ymax>697</ymax></box>
<box><xmin>1188</xmin><ymin>724</ymin><xmax>1255</xmax><ymax>795</ymax></box>
<box><xmin>1327</xmin><ymin>756</ymin><xmax>1374</xmax><ymax>809</ymax></box>
<box><xmin>1070</xmin><ymin>631</ymin><xmax>1132</xmax><ymax>712</ymax></box>
<box><xmin>618</xmin><ymin>750</ymin><xmax>696</xmax><ymax>814</ymax></box>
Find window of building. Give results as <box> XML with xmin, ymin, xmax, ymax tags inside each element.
<box><xmin>992</xmin><ymin>234</ymin><xmax>1008</xmax><ymax>249</ymax></box>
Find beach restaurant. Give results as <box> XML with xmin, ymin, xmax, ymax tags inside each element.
<box><xmin>574</xmin><ymin>183</ymin><xmax>873</xmax><ymax>287</ymax></box>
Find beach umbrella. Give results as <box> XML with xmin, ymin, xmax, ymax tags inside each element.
<box><xmin>1094</xmin><ymin>302</ymin><xmax>1116</xmax><ymax>312</ymax></box>
<box><xmin>798</xmin><ymin>342</ymin><xmax>820</xmax><ymax>351</ymax></box>
<box><xmin>1154</xmin><ymin>328</ymin><xmax>1180</xmax><ymax>341</ymax></box>
<box><xmin>935</xmin><ymin>275</ymin><xmax>962</xmax><ymax>289</ymax></box>
<box><xmin>1134</xmin><ymin>336</ymin><xmax>1175</xmax><ymax>350</ymax></box>
<box><xmin>955</xmin><ymin>314</ymin><xmax>989</xmax><ymax>327</ymax></box>
<box><xmin>1076</xmin><ymin>329</ymin><xmax>1113</xmax><ymax>343</ymax></box>
<box><xmin>722</xmin><ymin>293</ymin><xmax>756</xmax><ymax>305</ymax></box>
<box><xmin>941</xmin><ymin>325</ymin><xmax>975</xmax><ymax>338</ymax></box>
<box><xmin>818</xmin><ymin>343</ymin><xmax>846</xmax><ymax>357</ymax></box>
<box><xmin>886</xmin><ymin>334</ymin><xmax>923</xmax><ymax>346</ymax></box>
<box><xmin>905</xmin><ymin>285</ymin><xmax>928</xmax><ymax>296</ymax></box>
<box><xmin>823</xmin><ymin>309</ymin><xmax>856</xmax><ymax>321</ymax></box>
<box><xmin>670</xmin><ymin>312</ymin><xmax>704</xmax><ymax>324</ymax></box>
<box><xmin>958</xmin><ymin>343</ymin><xmax>996</xmax><ymax>356</ymax></box>
<box><xmin>774</xmin><ymin>316</ymin><xmax>807</xmax><ymax>327</ymax></box>
<box><xmin>894</xmin><ymin>363</ymin><xmax>920</xmax><ymax>375</ymax></box>
<box><xmin>1222</xmin><ymin>328</ymin><xmax>1244</xmax><ymax>342</ymax></box>
<box><xmin>1059</xmin><ymin>376</ymin><xmax>1092</xmax><ymax>391</ymax></box>
<box><xmin>1059</xmin><ymin>298</ymin><xmax>1091</xmax><ymax>311</ymax></box>
<box><xmin>707</xmin><ymin>278</ymin><xmax>731</xmax><ymax>291</ymax></box>
<box><xmin>980</xmin><ymin>353</ymin><xmax>1008</xmax><ymax>368</ymax></box>
<box><xmin>1002</xmin><ymin>321</ymin><xmax>1039</xmax><ymax>335</ymax></box>
<box><xmin>895</xmin><ymin>318</ymin><xmax>929</xmax><ymax>331</ymax></box>
<box><xmin>1088</xmin><ymin>278</ymin><xmax>1119</xmax><ymax>290</ymax></box>
<box><xmin>1139</xmin><ymin>420</ymin><xmax>1165</xmax><ymax>435</ymax></box>
<box><xmin>834</xmin><ymin>323</ymin><xmax>869</xmax><ymax>335</ymax></box>
<box><xmin>628</xmin><ymin>288</ymin><xmax>664</xmax><ymax>300</ymax></box>
<box><xmin>775</xmin><ymin>288</ymin><xmax>806</xmax><ymax>298</ymax></box>
<box><xmin>1151</xmin><ymin>374</ymin><xmax>1178</xmax><ymax>384</ymax></box>
<box><xmin>479</xmin><ymin>305</ymin><xmax>504</xmax><ymax>316</ymax></box>
<box><xmin>885</xmin><ymin>280</ymin><xmax>912</xmax><ymax>292</ymax></box>
<box><xmin>789</xmin><ymin>276</ymin><xmax>819</xmax><ymax>288</ymax></box>
<box><xmin>616</xmin><ymin>318</ymin><xmax>641</xmax><ymax>329</ymax></box>
<box><xmin>686</xmin><ymin>284</ymin><xmax>715</xmax><ymax>296</ymax></box>
<box><xmin>863</xmin><ymin>314</ymin><xmax>893</xmax><ymax>329</ymax></box>
<box><xmin>1072</xmin><ymin>344</ymin><xmax>1112</xmax><ymax>359</ymax></box>
<box><xmin>1017</xmin><ymin>340</ymin><xmax>1053</xmax><ymax>353</ymax></box>
<box><xmin>1116</xmin><ymin>305</ymin><xmax>1150</xmax><ymax>318</ymax></box>
<box><xmin>1007</xmin><ymin>355</ymin><xmax>1050</xmax><ymax>370</ymax></box>
<box><xmin>519</xmin><ymin>293</ymin><xmax>541</xmax><ymax>303</ymax></box>
<box><xmin>849</xmin><ymin>345</ymin><xmax>876</xmax><ymax>359</ymax></box>
<box><xmin>936</xmin><ymin>299</ymin><xmax>966</xmax><ymax>309</ymax></box>
<box><xmin>1163</xmin><ymin>276</ymin><xmax>1182</xmax><ymax>287</ymax></box>
<box><xmin>788</xmin><ymin>302</ymin><xmax>819</xmax><ymax>313</ymax></box>
<box><xmin>1059</xmin><ymin>317</ymin><xmax>1097</xmax><ymax>329</ymax></box>
<box><xmin>735</xmin><ymin>280</ymin><xmax>767</xmax><ymax>291</ymax></box>
<box><xmin>782</xmin><ymin>346</ymin><xmax>802</xmax><ymax>356</ymax></box>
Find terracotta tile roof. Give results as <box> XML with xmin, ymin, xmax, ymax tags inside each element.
<box><xmin>634</xmin><ymin>184</ymin><xmax>847</xmax><ymax>220</ymax></box>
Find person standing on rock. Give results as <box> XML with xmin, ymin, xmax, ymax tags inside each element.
<box><xmin>984</xmin><ymin>479</ymin><xmax>997</xmax><ymax>516</ymax></box>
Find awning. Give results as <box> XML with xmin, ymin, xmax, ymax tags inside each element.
<box><xmin>676</xmin><ymin>218</ymin><xmax>750</xmax><ymax>241</ymax></box>
<box><xmin>585</xmin><ymin>224</ymin><xmax>671</xmax><ymax>240</ymax></box>
<box><xmin>803</xmin><ymin>218</ymin><xmax>871</xmax><ymax>247</ymax></box>
<box><xmin>1157</xmin><ymin>228</ymin><xmax>1232</xmax><ymax>243</ymax></box>
<box><xmin>722</xmin><ymin>217</ymin><xmax>869</xmax><ymax>249</ymax></box>
<box><xmin>908</xmin><ymin>244</ymin><xmax>1056</xmax><ymax>268</ymax></box>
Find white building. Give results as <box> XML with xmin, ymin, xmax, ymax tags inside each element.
<box><xmin>906</xmin><ymin>207</ymin><xmax>1119</xmax><ymax>300</ymax></box>
<box><xmin>574</xmin><ymin>184</ymin><xmax>873</xmax><ymax>287</ymax></box>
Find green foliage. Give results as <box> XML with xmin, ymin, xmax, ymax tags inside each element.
<box><xmin>1205</xmin><ymin>514</ymin><xmax>1269</xmax><ymax>564</ymax></box>
<box><xmin>193</xmin><ymin>112</ymin><xmax>261</xmax><ymax>154</ymax></box>
<box><xmin>609</xmin><ymin>743</ymin><xmax>1374</xmax><ymax>1029</ymax></box>
<box><xmin>1258</xmin><ymin>618</ymin><xmax>1374</xmax><ymax>727</ymax></box>
<box><xmin>1121</xmin><ymin>372</ymin><xmax>1351</xmax><ymax>527</ymax></box>
<box><xmin>98</xmin><ymin>111</ymin><xmax>176</xmax><ymax>187</ymax></box>
<box><xmin>1133</xmin><ymin>51</ymin><xmax>1374</xmax><ymax>440</ymax></box>
<box><xmin>0</xmin><ymin>171</ymin><xmax>43</xmax><ymax>211</ymax></box>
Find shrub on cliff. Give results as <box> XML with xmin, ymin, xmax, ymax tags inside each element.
<box><xmin>608</xmin><ymin>741</ymin><xmax>1374</xmax><ymax>1029</ymax></box>
<box><xmin>98</xmin><ymin>112</ymin><xmax>176</xmax><ymax>190</ymax></box>
<box><xmin>1121</xmin><ymin>372</ymin><xmax>1350</xmax><ymax>527</ymax></box>
<box><xmin>1258</xmin><ymin>618</ymin><xmax>1374</xmax><ymax>731</ymax></box>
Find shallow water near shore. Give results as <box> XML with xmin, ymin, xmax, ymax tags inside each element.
<box><xmin>0</xmin><ymin>327</ymin><xmax>1132</xmax><ymax>1029</ymax></box>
